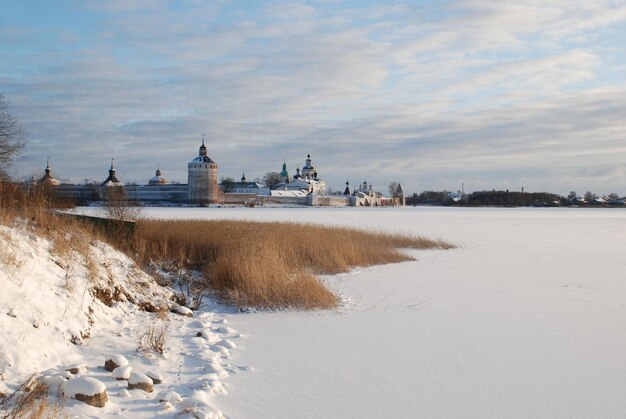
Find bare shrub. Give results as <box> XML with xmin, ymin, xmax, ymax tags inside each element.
<box><xmin>133</xmin><ymin>220</ymin><xmax>454</xmax><ymax>310</ymax></box>
<box><xmin>102</xmin><ymin>186</ymin><xmax>141</xmax><ymax>248</ymax></box>
<box><xmin>0</xmin><ymin>375</ymin><xmax>67</xmax><ymax>419</ymax></box>
<box><xmin>136</xmin><ymin>318</ymin><xmax>170</xmax><ymax>354</ymax></box>
<box><xmin>103</xmin><ymin>186</ymin><xmax>142</xmax><ymax>222</ymax></box>
<box><xmin>175</xmin><ymin>267</ymin><xmax>211</xmax><ymax>310</ymax></box>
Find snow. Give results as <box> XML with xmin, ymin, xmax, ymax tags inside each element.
<box><xmin>128</xmin><ymin>206</ymin><xmax>626</xmax><ymax>418</ymax></box>
<box><xmin>128</xmin><ymin>371</ymin><xmax>152</xmax><ymax>386</ymax></box>
<box><xmin>63</xmin><ymin>376</ymin><xmax>106</xmax><ymax>397</ymax></box>
<box><xmin>111</xmin><ymin>365</ymin><xmax>132</xmax><ymax>380</ymax></box>
<box><xmin>7</xmin><ymin>206</ymin><xmax>626</xmax><ymax>417</ymax></box>
<box><xmin>0</xmin><ymin>220</ymin><xmax>243</xmax><ymax>418</ymax></box>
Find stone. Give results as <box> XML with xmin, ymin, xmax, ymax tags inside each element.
<box><xmin>104</xmin><ymin>354</ymin><xmax>129</xmax><ymax>372</ymax></box>
<box><xmin>74</xmin><ymin>391</ymin><xmax>108</xmax><ymax>408</ymax></box>
<box><xmin>65</xmin><ymin>363</ymin><xmax>87</xmax><ymax>375</ymax></box>
<box><xmin>63</xmin><ymin>377</ymin><xmax>108</xmax><ymax>408</ymax></box>
<box><xmin>171</xmin><ymin>305</ymin><xmax>193</xmax><ymax>317</ymax></box>
<box><xmin>112</xmin><ymin>365</ymin><xmax>132</xmax><ymax>380</ymax></box>
<box><xmin>146</xmin><ymin>371</ymin><xmax>163</xmax><ymax>385</ymax></box>
<box><xmin>128</xmin><ymin>372</ymin><xmax>153</xmax><ymax>393</ymax></box>
<box><xmin>158</xmin><ymin>390</ymin><xmax>182</xmax><ymax>403</ymax></box>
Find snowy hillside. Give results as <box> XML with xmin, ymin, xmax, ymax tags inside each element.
<box><xmin>0</xmin><ymin>223</ymin><xmax>247</xmax><ymax>418</ymax></box>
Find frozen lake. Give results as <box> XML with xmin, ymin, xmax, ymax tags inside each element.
<box><xmin>85</xmin><ymin>206</ymin><xmax>626</xmax><ymax>418</ymax></box>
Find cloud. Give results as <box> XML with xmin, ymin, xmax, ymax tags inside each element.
<box><xmin>2</xmin><ymin>0</ymin><xmax>626</xmax><ymax>195</ymax></box>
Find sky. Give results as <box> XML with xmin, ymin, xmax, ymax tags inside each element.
<box><xmin>1</xmin><ymin>0</ymin><xmax>626</xmax><ymax>196</ymax></box>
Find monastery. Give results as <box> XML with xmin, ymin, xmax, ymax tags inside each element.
<box><xmin>37</xmin><ymin>138</ymin><xmax>404</xmax><ymax>207</ymax></box>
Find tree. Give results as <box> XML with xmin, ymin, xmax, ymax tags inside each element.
<box><xmin>584</xmin><ymin>191</ymin><xmax>596</xmax><ymax>202</ymax></box>
<box><xmin>220</xmin><ymin>176</ymin><xmax>236</xmax><ymax>192</ymax></box>
<box><xmin>0</xmin><ymin>93</ymin><xmax>26</xmax><ymax>179</ymax></box>
<box><xmin>103</xmin><ymin>186</ymin><xmax>142</xmax><ymax>245</ymax></box>
<box><xmin>104</xmin><ymin>186</ymin><xmax>142</xmax><ymax>223</ymax></box>
<box><xmin>608</xmin><ymin>193</ymin><xmax>620</xmax><ymax>201</ymax></box>
<box><xmin>567</xmin><ymin>191</ymin><xmax>577</xmax><ymax>200</ymax></box>
<box><xmin>388</xmin><ymin>182</ymin><xmax>399</xmax><ymax>198</ymax></box>
<box><xmin>262</xmin><ymin>171</ymin><xmax>282</xmax><ymax>189</ymax></box>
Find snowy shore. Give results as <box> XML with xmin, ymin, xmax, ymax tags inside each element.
<box><xmin>4</xmin><ymin>206</ymin><xmax>626</xmax><ymax>418</ymax></box>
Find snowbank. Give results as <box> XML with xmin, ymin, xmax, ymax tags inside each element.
<box><xmin>0</xmin><ymin>219</ymin><xmax>244</xmax><ymax>418</ymax></box>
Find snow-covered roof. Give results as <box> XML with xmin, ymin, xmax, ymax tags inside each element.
<box><xmin>191</xmin><ymin>155</ymin><xmax>215</xmax><ymax>164</ymax></box>
<box><xmin>149</xmin><ymin>167</ymin><xmax>168</xmax><ymax>185</ymax></box>
<box><xmin>270</xmin><ymin>190</ymin><xmax>308</xmax><ymax>197</ymax></box>
<box><xmin>190</xmin><ymin>137</ymin><xmax>215</xmax><ymax>164</ymax></box>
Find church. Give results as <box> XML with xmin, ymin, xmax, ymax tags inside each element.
<box><xmin>38</xmin><ymin>137</ymin><xmax>402</xmax><ymax>207</ymax></box>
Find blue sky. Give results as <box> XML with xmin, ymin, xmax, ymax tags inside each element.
<box><xmin>2</xmin><ymin>0</ymin><xmax>626</xmax><ymax>195</ymax></box>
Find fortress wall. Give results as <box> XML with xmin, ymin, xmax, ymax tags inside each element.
<box><xmin>125</xmin><ymin>184</ymin><xmax>189</xmax><ymax>203</ymax></box>
<box><xmin>352</xmin><ymin>196</ymin><xmax>400</xmax><ymax>207</ymax></box>
<box><xmin>223</xmin><ymin>193</ymin><xmax>259</xmax><ymax>205</ymax></box>
<box><xmin>207</xmin><ymin>165</ymin><xmax>219</xmax><ymax>204</ymax></box>
<box><xmin>53</xmin><ymin>184</ymin><xmax>99</xmax><ymax>204</ymax></box>
<box><xmin>260</xmin><ymin>195</ymin><xmax>308</xmax><ymax>206</ymax></box>
<box><xmin>307</xmin><ymin>195</ymin><xmax>350</xmax><ymax>207</ymax></box>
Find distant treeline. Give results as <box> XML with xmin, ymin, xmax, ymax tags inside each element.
<box><xmin>407</xmin><ymin>190</ymin><xmax>624</xmax><ymax>207</ymax></box>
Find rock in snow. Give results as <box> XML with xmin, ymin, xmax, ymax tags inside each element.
<box><xmin>158</xmin><ymin>390</ymin><xmax>182</xmax><ymax>403</ymax></box>
<box><xmin>128</xmin><ymin>372</ymin><xmax>154</xmax><ymax>393</ymax></box>
<box><xmin>172</xmin><ymin>305</ymin><xmax>193</xmax><ymax>317</ymax></box>
<box><xmin>112</xmin><ymin>365</ymin><xmax>132</xmax><ymax>380</ymax></box>
<box><xmin>104</xmin><ymin>354</ymin><xmax>129</xmax><ymax>372</ymax></box>
<box><xmin>147</xmin><ymin>370</ymin><xmax>163</xmax><ymax>384</ymax></box>
<box><xmin>63</xmin><ymin>377</ymin><xmax>108</xmax><ymax>407</ymax></box>
<box><xmin>65</xmin><ymin>363</ymin><xmax>87</xmax><ymax>375</ymax></box>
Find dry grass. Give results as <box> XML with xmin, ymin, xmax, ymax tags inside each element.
<box><xmin>0</xmin><ymin>230</ymin><xmax>25</xmax><ymax>275</ymax></box>
<box><xmin>0</xmin><ymin>375</ymin><xmax>67</xmax><ymax>419</ymax></box>
<box><xmin>136</xmin><ymin>317</ymin><xmax>170</xmax><ymax>354</ymax></box>
<box><xmin>134</xmin><ymin>220</ymin><xmax>453</xmax><ymax>310</ymax></box>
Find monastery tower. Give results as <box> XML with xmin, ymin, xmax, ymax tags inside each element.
<box><xmin>188</xmin><ymin>136</ymin><xmax>219</xmax><ymax>204</ymax></box>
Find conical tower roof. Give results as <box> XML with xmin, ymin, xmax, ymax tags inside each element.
<box><xmin>100</xmin><ymin>158</ymin><xmax>122</xmax><ymax>186</ymax></box>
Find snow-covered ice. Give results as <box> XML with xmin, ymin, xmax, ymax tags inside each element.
<box><xmin>132</xmin><ymin>206</ymin><xmax>626</xmax><ymax>419</ymax></box>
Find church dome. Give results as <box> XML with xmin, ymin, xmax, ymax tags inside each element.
<box><xmin>302</xmin><ymin>153</ymin><xmax>315</xmax><ymax>171</ymax></box>
<box><xmin>40</xmin><ymin>158</ymin><xmax>61</xmax><ymax>186</ymax></box>
<box><xmin>301</xmin><ymin>153</ymin><xmax>317</xmax><ymax>179</ymax></box>
<box><xmin>149</xmin><ymin>165</ymin><xmax>168</xmax><ymax>185</ymax></box>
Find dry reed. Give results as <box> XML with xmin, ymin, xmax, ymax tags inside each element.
<box><xmin>0</xmin><ymin>375</ymin><xmax>67</xmax><ymax>419</ymax></box>
<box><xmin>134</xmin><ymin>219</ymin><xmax>453</xmax><ymax>310</ymax></box>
